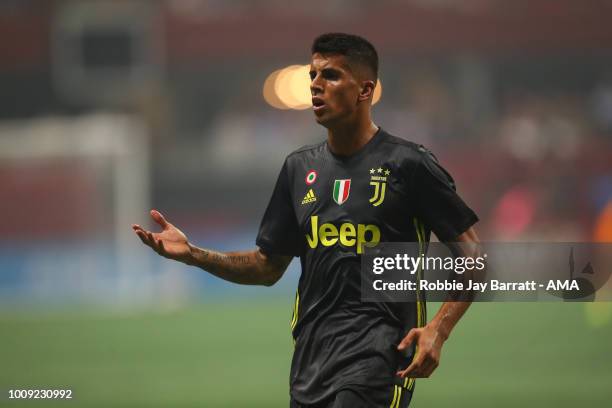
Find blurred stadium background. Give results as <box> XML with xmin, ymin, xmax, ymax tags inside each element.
<box><xmin>1</xmin><ymin>1</ymin><xmax>611</xmax><ymax>407</ymax></box>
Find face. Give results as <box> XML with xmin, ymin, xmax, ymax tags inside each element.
<box><xmin>309</xmin><ymin>53</ymin><xmax>370</xmax><ymax>127</ymax></box>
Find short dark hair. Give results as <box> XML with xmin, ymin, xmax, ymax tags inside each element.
<box><xmin>311</xmin><ymin>33</ymin><xmax>378</xmax><ymax>80</ymax></box>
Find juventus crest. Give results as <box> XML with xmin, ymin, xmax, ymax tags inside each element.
<box><xmin>369</xmin><ymin>167</ymin><xmax>389</xmax><ymax>206</ymax></box>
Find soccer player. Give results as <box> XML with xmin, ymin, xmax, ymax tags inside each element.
<box><xmin>132</xmin><ymin>33</ymin><xmax>480</xmax><ymax>408</ymax></box>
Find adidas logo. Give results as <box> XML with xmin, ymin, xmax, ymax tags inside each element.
<box><xmin>301</xmin><ymin>189</ymin><xmax>317</xmax><ymax>205</ymax></box>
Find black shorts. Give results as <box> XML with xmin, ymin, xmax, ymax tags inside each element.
<box><xmin>290</xmin><ymin>383</ymin><xmax>414</xmax><ymax>408</ymax></box>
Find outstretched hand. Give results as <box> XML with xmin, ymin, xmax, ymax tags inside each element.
<box><xmin>132</xmin><ymin>210</ymin><xmax>192</xmax><ymax>264</ymax></box>
<box><xmin>396</xmin><ymin>324</ymin><xmax>446</xmax><ymax>378</ymax></box>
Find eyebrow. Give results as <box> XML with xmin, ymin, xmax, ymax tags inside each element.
<box><xmin>309</xmin><ymin>67</ymin><xmax>343</xmax><ymax>77</ymax></box>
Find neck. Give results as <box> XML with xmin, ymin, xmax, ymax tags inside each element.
<box><xmin>326</xmin><ymin>115</ymin><xmax>379</xmax><ymax>156</ymax></box>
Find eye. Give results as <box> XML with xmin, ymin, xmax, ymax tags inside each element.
<box><xmin>309</xmin><ymin>72</ymin><xmax>316</xmax><ymax>80</ymax></box>
<box><xmin>323</xmin><ymin>70</ymin><xmax>339</xmax><ymax>80</ymax></box>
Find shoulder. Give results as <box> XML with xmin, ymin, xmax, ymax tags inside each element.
<box><xmin>284</xmin><ymin>140</ymin><xmax>327</xmax><ymax>167</ymax></box>
<box><xmin>287</xmin><ymin>140</ymin><xmax>326</xmax><ymax>158</ymax></box>
<box><xmin>377</xmin><ymin>129</ymin><xmax>435</xmax><ymax>165</ymax></box>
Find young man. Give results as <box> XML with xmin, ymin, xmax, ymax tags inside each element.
<box><xmin>133</xmin><ymin>33</ymin><xmax>480</xmax><ymax>408</ymax></box>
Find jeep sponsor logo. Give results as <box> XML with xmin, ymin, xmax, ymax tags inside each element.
<box><xmin>306</xmin><ymin>215</ymin><xmax>380</xmax><ymax>254</ymax></box>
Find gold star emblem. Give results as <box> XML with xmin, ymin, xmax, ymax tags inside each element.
<box><xmin>370</xmin><ymin>168</ymin><xmax>375</xmax><ymax>174</ymax></box>
<box><xmin>384</xmin><ymin>169</ymin><xmax>390</xmax><ymax>176</ymax></box>
<box><xmin>377</xmin><ymin>167</ymin><xmax>383</xmax><ymax>173</ymax></box>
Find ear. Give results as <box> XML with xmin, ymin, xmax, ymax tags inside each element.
<box><xmin>358</xmin><ymin>80</ymin><xmax>376</xmax><ymax>102</ymax></box>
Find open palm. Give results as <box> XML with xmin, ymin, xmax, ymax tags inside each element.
<box><xmin>132</xmin><ymin>210</ymin><xmax>191</xmax><ymax>262</ymax></box>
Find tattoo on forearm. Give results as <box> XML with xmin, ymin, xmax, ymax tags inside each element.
<box><xmin>191</xmin><ymin>247</ymin><xmax>288</xmax><ymax>286</ymax></box>
<box><xmin>225</xmin><ymin>255</ymin><xmax>250</xmax><ymax>264</ymax></box>
<box><xmin>201</xmin><ymin>251</ymin><xmax>250</xmax><ymax>265</ymax></box>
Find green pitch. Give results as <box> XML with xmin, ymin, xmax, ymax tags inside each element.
<box><xmin>1</xmin><ymin>301</ymin><xmax>611</xmax><ymax>407</ymax></box>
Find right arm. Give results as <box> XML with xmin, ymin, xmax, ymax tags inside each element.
<box><xmin>185</xmin><ymin>246</ymin><xmax>292</xmax><ymax>286</ymax></box>
<box><xmin>132</xmin><ymin>210</ymin><xmax>292</xmax><ymax>286</ymax></box>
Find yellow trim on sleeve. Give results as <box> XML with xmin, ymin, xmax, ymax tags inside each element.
<box><xmin>290</xmin><ymin>290</ymin><xmax>300</xmax><ymax>330</ymax></box>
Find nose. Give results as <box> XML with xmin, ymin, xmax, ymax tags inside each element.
<box><xmin>310</xmin><ymin>75</ymin><xmax>323</xmax><ymax>95</ymax></box>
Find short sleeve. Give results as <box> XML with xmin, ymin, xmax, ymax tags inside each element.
<box><xmin>412</xmin><ymin>148</ymin><xmax>478</xmax><ymax>241</ymax></box>
<box><xmin>256</xmin><ymin>159</ymin><xmax>302</xmax><ymax>257</ymax></box>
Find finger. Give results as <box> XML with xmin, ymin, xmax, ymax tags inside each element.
<box><xmin>414</xmin><ymin>354</ymin><xmax>436</xmax><ymax>378</ymax></box>
<box><xmin>153</xmin><ymin>236</ymin><xmax>164</xmax><ymax>254</ymax></box>
<box><xmin>398</xmin><ymin>368</ymin><xmax>421</xmax><ymax>378</ymax></box>
<box><xmin>157</xmin><ymin>239</ymin><xmax>166</xmax><ymax>256</ymax></box>
<box><xmin>400</xmin><ymin>364</ymin><xmax>424</xmax><ymax>378</ymax></box>
<box><xmin>147</xmin><ymin>231</ymin><xmax>166</xmax><ymax>255</ymax></box>
<box><xmin>152</xmin><ymin>238</ymin><xmax>161</xmax><ymax>254</ymax></box>
<box><xmin>133</xmin><ymin>225</ymin><xmax>156</xmax><ymax>239</ymax></box>
<box><xmin>132</xmin><ymin>224</ymin><xmax>147</xmax><ymax>233</ymax></box>
<box><xmin>150</xmin><ymin>210</ymin><xmax>169</xmax><ymax>229</ymax></box>
<box><xmin>147</xmin><ymin>232</ymin><xmax>159</xmax><ymax>252</ymax></box>
<box><xmin>145</xmin><ymin>232</ymin><xmax>159</xmax><ymax>251</ymax></box>
<box><xmin>397</xmin><ymin>365</ymin><xmax>421</xmax><ymax>378</ymax></box>
<box><xmin>419</xmin><ymin>357</ymin><xmax>438</xmax><ymax>378</ymax></box>
<box><xmin>398</xmin><ymin>329</ymin><xmax>418</xmax><ymax>351</ymax></box>
<box><xmin>135</xmin><ymin>230</ymin><xmax>153</xmax><ymax>247</ymax></box>
<box><xmin>397</xmin><ymin>355</ymin><xmax>424</xmax><ymax>378</ymax></box>
<box><xmin>402</xmin><ymin>362</ymin><xmax>421</xmax><ymax>378</ymax></box>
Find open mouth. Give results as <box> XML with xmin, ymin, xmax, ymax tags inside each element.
<box><xmin>312</xmin><ymin>98</ymin><xmax>326</xmax><ymax>112</ymax></box>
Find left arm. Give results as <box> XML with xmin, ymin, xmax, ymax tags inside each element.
<box><xmin>396</xmin><ymin>226</ymin><xmax>482</xmax><ymax>378</ymax></box>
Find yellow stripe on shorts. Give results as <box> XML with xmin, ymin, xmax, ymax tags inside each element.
<box><xmin>395</xmin><ymin>386</ymin><xmax>403</xmax><ymax>407</ymax></box>
<box><xmin>389</xmin><ymin>385</ymin><xmax>398</xmax><ymax>408</ymax></box>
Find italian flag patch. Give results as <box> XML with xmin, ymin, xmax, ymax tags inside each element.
<box><xmin>333</xmin><ymin>179</ymin><xmax>351</xmax><ymax>205</ymax></box>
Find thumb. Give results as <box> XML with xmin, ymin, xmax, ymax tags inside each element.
<box><xmin>150</xmin><ymin>209</ymin><xmax>169</xmax><ymax>229</ymax></box>
<box><xmin>398</xmin><ymin>328</ymin><xmax>419</xmax><ymax>351</ymax></box>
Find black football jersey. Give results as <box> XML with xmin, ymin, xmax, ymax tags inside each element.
<box><xmin>256</xmin><ymin>128</ymin><xmax>478</xmax><ymax>404</ymax></box>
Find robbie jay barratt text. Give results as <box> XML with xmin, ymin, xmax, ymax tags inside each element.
<box><xmin>372</xmin><ymin>279</ymin><xmax>581</xmax><ymax>292</ymax></box>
